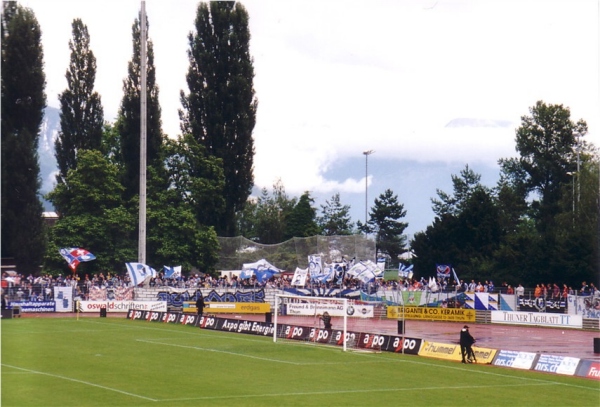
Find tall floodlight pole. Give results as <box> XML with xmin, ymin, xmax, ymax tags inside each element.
<box><xmin>138</xmin><ymin>1</ymin><xmax>147</xmax><ymax>263</ymax></box>
<box><xmin>567</xmin><ymin>172</ymin><xmax>575</xmax><ymax>214</ymax></box>
<box><xmin>363</xmin><ymin>150</ymin><xmax>374</xmax><ymax>231</ymax></box>
<box><xmin>575</xmin><ymin>132</ymin><xmax>581</xmax><ymax>206</ymax></box>
<box><xmin>567</xmin><ymin>171</ymin><xmax>575</xmax><ymax>227</ymax></box>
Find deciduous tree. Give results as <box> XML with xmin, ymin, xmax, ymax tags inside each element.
<box><xmin>54</xmin><ymin>18</ymin><xmax>104</xmax><ymax>187</ymax></box>
<box><xmin>180</xmin><ymin>2</ymin><xmax>257</xmax><ymax>236</ymax></box>
<box><xmin>1</xmin><ymin>2</ymin><xmax>46</xmax><ymax>274</ymax></box>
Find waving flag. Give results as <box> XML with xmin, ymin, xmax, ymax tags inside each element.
<box><xmin>59</xmin><ymin>248</ymin><xmax>96</xmax><ymax>271</ymax></box>
<box><xmin>347</xmin><ymin>261</ymin><xmax>378</xmax><ymax>284</ymax></box>
<box><xmin>398</xmin><ymin>264</ymin><xmax>414</xmax><ymax>279</ymax></box>
<box><xmin>428</xmin><ymin>277</ymin><xmax>439</xmax><ymax>292</ymax></box>
<box><xmin>291</xmin><ymin>267</ymin><xmax>308</xmax><ymax>286</ymax></box>
<box><xmin>436</xmin><ymin>264</ymin><xmax>451</xmax><ymax>279</ymax></box>
<box><xmin>126</xmin><ymin>263</ymin><xmax>157</xmax><ymax>286</ymax></box>
<box><xmin>312</xmin><ymin>264</ymin><xmax>336</xmax><ymax>283</ymax></box>
<box><xmin>240</xmin><ymin>259</ymin><xmax>281</xmax><ymax>283</ymax></box>
<box><xmin>163</xmin><ymin>266</ymin><xmax>182</xmax><ymax>278</ymax></box>
<box><xmin>452</xmin><ymin>267</ymin><xmax>461</xmax><ymax>286</ymax></box>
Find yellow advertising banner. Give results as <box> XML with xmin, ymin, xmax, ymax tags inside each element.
<box><xmin>419</xmin><ymin>340</ymin><xmax>497</xmax><ymax>364</ymax></box>
<box><xmin>387</xmin><ymin>306</ymin><xmax>476</xmax><ymax>322</ymax></box>
<box><xmin>183</xmin><ymin>302</ymin><xmax>270</xmax><ymax>314</ymax></box>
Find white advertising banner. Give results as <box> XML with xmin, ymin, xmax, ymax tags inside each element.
<box><xmin>491</xmin><ymin>310</ymin><xmax>582</xmax><ymax>328</ymax></box>
<box><xmin>78</xmin><ymin>300</ymin><xmax>167</xmax><ymax>313</ymax></box>
<box><xmin>286</xmin><ymin>302</ymin><xmax>374</xmax><ymax>318</ymax></box>
<box><xmin>54</xmin><ymin>287</ymin><xmax>73</xmax><ymax>312</ymax></box>
<box><xmin>567</xmin><ymin>294</ymin><xmax>600</xmax><ymax>319</ymax></box>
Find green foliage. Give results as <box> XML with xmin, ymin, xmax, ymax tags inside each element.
<box><xmin>239</xmin><ymin>180</ymin><xmax>297</xmax><ymax>244</ymax></box>
<box><xmin>432</xmin><ymin>164</ymin><xmax>482</xmax><ymax>217</ymax></box>
<box><xmin>284</xmin><ymin>191</ymin><xmax>320</xmax><ymax>240</ymax></box>
<box><xmin>55</xmin><ymin>18</ymin><xmax>104</xmax><ymax>185</ymax></box>
<box><xmin>180</xmin><ymin>1</ymin><xmax>257</xmax><ymax>236</ymax></box>
<box><xmin>1</xmin><ymin>2</ymin><xmax>46</xmax><ymax>274</ymax></box>
<box><xmin>414</xmin><ymin>166</ymin><xmax>502</xmax><ymax>281</ymax></box>
<box><xmin>164</xmin><ymin>134</ymin><xmax>225</xmax><ymax>228</ymax></box>
<box><xmin>146</xmin><ymin>165</ymin><xmax>220</xmax><ymax>274</ymax></box>
<box><xmin>367</xmin><ymin>189</ymin><xmax>408</xmax><ymax>267</ymax></box>
<box><xmin>412</xmin><ymin>101</ymin><xmax>597</xmax><ymax>288</ymax></box>
<box><xmin>318</xmin><ymin>193</ymin><xmax>355</xmax><ymax>235</ymax></box>
<box><xmin>44</xmin><ymin>150</ymin><xmax>136</xmax><ymax>274</ymax></box>
<box><xmin>511</xmin><ymin>101</ymin><xmax>585</xmax><ymax>230</ymax></box>
<box><xmin>116</xmin><ymin>13</ymin><xmax>164</xmax><ymax>203</ymax></box>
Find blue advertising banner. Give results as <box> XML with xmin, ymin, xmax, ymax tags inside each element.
<box><xmin>533</xmin><ymin>354</ymin><xmax>579</xmax><ymax>375</ymax></box>
<box><xmin>492</xmin><ymin>350</ymin><xmax>537</xmax><ymax>370</ymax></box>
<box><xmin>8</xmin><ymin>301</ymin><xmax>55</xmax><ymax>313</ymax></box>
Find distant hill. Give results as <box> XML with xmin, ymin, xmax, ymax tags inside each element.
<box><xmin>445</xmin><ymin>118</ymin><xmax>513</xmax><ymax>128</ymax></box>
<box><xmin>39</xmin><ymin>106</ymin><xmax>59</xmax><ymax>210</ymax></box>
<box><xmin>36</xmin><ymin>107</ymin><xmax>504</xmax><ymax>236</ymax></box>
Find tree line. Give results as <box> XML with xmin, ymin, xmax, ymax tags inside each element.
<box><xmin>1</xmin><ymin>2</ymin><xmax>597</xmax><ymax>288</ymax></box>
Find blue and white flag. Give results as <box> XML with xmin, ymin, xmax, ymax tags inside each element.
<box><xmin>164</xmin><ymin>265</ymin><xmax>182</xmax><ymax>278</ymax></box>
<box><xmin>347</xmin><ymin>261</ymin><xmax>377</xmax><ymax>284</ymax></box>
<box><xmin>126</xmin><ymin>263</ymin><xmax>157</xmax><ymax>286</ymax></box>
<box><xmin>452</xmin><ymin>267</ymin><xmax>461</xmax><ymax>286</ymax></box>
<box><xmin>436</xmin><ymin>264</ymin><xmax>451</xmax><ymax>279</ymax></box>
<box><xmin>240</xmin><ymin>259</ymin><xmax>281</xmax><ymax>283</ymax></box>
<box><xmin>308</xmin><ymin>255</ymin><xmax>322</xmax><ymax>275</ymax></box>
<box><xmin>59</xmin><ymin>247</ymin><xmax>96</xmax><ymax>271</ymax></box>
<box><xmin>398</xmin><ymin>264</ymin><xmax>414</xmax><ymax>279</ymax></box>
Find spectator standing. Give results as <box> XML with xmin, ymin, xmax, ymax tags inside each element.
<box><xmin>552</xmin><ymin>284</ymin><xmax>560</xmax><ymax>299</ymax></box>
<box><xmin>581</xmin><ymin>281</ymin><xmax>589</xmax><ymax>295</ymax></box>
<box><xmin>468</xmin><ymin>280</ymin><xmax>476</xmax><ymax>292</ymax></box>
<box><xmin>516</xmin><ymin>284</ymin><xmax>525</xmax><ymax>297</ymax></box>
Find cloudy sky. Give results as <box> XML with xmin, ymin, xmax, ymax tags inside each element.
<box><xmin>21</xmin><ymin>0</ymin><xmax>600</xmax><ymax>236</ymax></box>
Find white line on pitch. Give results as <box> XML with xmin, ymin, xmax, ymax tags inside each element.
<box><xmin>1</xmin><ymin>364</ymin><xmax>157</xmax><ymax>402</ymax></box>
<box><xmin>158</xmin><ymin>382</ymin><xmax>553</xmax><ymax>402</ymax></box>
<box><xmin>136</xmin><ymin>338</ymin><xmax>306</xmax><ymax>365</ymax></box>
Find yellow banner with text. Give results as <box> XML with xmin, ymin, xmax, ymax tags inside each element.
<box><xmin>183</xmin><ymin>302</ymin><xmax>271</xmax><ymax>314</ymax></box>
<box><xmin>387</xmin><ymin>306</ymin><xmax>476</xmax><ymax>322</ymax></box>
<box><xmin>419</xmin><ymin>340</ymin><xmax>497</xmax><ymax>364</ymax></box>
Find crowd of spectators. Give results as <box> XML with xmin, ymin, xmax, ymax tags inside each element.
<box><xmin>1</xmin><ymin>270</ymin><xmax>599</xmax><ymax>302</ymax></box>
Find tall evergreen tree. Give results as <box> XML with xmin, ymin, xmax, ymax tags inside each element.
<box><xmin>180</xmin><ymin>1</ymin><xmax>257</xmax><ymax>236</ymax></box>
<box><xmin>432</xmin><ymin>164</ymin><xmax>482</xmax><ymax>217</ymax></box>
<box><xmin>54</xmin><ymin>18</ymin><xmax>104</xmax><ymax>187</ymax></box>
<box><xmin>367</xmin><ymin>189</ymin><xmax>408</xmax><ymax>267</ymax></box>
<box><xmin>1</xmin><ymin>2</ymin><xmax>46</xmax><ymax>274</ymax></box>
<box><xmin>284</xmin><ymin>191</ymin><xmax>319</xmax><ymax>240</ymax></box>
<box><xmin>117</xmin><ymin>13</ymin><xmax>164</xmax><ymax>203</ymax></box>
<box><xmin>318</xmin><ymin>193</ymin><xmax>354</xmax><ymax>235</ymax></box>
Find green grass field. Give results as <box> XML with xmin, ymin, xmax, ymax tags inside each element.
<box><xmin>1</xmin><ymin>317</ymin><xmax>598</xmax><ymax>407</ymax></box>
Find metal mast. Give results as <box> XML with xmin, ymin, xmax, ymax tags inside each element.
<box><xmin>138</xmin><ymin>1</ymin><xmax>147</xmax><ymax>263</ymax></box>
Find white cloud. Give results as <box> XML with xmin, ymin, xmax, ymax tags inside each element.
<box><xmin>21</xmin><ymin>0</ymin><xmax>600</xmax><ymax>202</ymax></box>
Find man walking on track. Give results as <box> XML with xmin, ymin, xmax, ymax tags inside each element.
<box><xmin>460</xmin><ymin>325</ymin><xmax>477</xmax><ymax>363</ymax></box>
